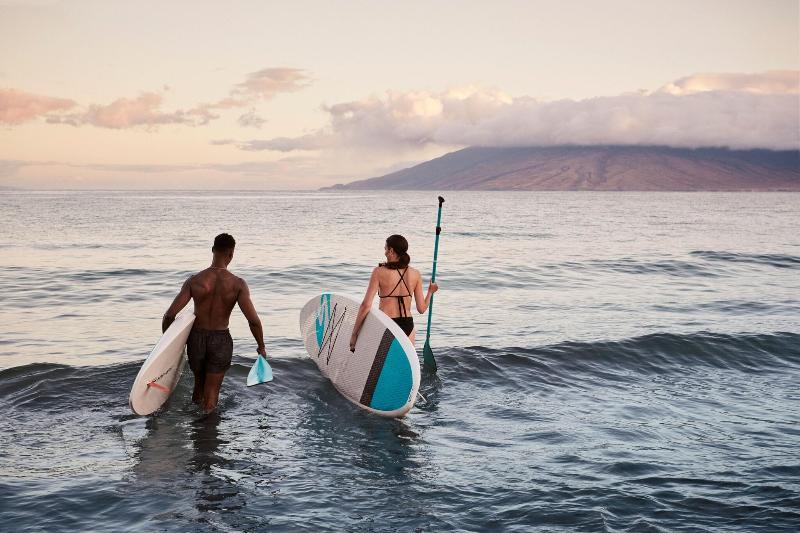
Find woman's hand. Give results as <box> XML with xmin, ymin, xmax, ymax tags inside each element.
<box><xmin>349</xmin><ymin>335</ymin><xmax>357</xmax><ymax>353</ymax></box>
<box><xmin>416</xmin><ymin>279</ymin><xmax>440</xmax><ymax>314</ymax></box>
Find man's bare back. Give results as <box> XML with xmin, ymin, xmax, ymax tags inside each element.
<box><xmin>187</xmin><ymin>268</ymin><xmax>244</xmax><ymax>330</ymax></box>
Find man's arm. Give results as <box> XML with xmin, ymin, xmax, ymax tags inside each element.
<box><xmin>237</xmin><ymin>279</ymin><xmax>266</xmax><ymax>356</ymax></box>
<box><xmin>162</xmin><ymin>276</ymin><xmax>192</xmax><ymax>332</ymax></box>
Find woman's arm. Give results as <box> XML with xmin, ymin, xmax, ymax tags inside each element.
<box><xmin>414</xmin><ymin>271</ymin><xmax>439</xmax><ymax>314</ymax></box>
<box><xmin>350</xmin><ymin>268</ymin><xmax>381</xmax><ymax>352</ymax></box>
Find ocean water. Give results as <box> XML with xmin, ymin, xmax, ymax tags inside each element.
<box><xmin>1</xmin><ymin>190</ymin><xmax>799</xmax><ymax>532</ymax></box>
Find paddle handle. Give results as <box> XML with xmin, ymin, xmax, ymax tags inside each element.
<box><xmin>425</xmin><ymin>197</ymin><xmax>444</xmax><ymax>336</ymax></box>
<box><xmin>431</xmin><ymin>196</ymin><xmax>444</xmax><ymax>282</ymax></box>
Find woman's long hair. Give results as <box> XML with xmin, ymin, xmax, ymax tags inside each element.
<box><xmin>381</xmin><ymin>234</ymin><xmax>410</xmax><ymax>269</ymax></box>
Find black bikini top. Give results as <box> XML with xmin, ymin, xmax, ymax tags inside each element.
<box><xmin>378</xmin><ymin>267</ymin><xmax>412</xmax><ymax>317</ymax></box>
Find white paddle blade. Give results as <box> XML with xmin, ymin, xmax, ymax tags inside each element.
<box><xmin>247</xmin><ymin>355</ymin><xmax>273</xmax><ymax>386</ymax></box>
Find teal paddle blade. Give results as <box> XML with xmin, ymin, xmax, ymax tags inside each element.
<box><xmin>422</xmin><ymin>339</ymin><xmax>437</xmax><ymax>373</ymax></box>
<box><xmin>247</xmin><ymin>354</ymin><xmax>273</xmax><ymax>386</ymax></box>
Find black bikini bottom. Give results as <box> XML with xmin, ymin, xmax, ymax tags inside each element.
<box><xmin>392</xmin><ymin>317</ymin><xmax>414</xmax><ymax>336</ymax></box>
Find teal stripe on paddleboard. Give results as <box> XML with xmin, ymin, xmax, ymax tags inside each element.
<box><xmin>315</xmin><ymin>293</ymin><xmax>331</xmax><ymax>348</ymax></box>
<box><xmin>370</xmin><ymin>338</ymin><xmax>413</xmax><ymax>411</ymax></box>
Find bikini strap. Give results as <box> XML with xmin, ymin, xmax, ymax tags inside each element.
<box><xmin>379</xmin><ymin>276</ymin><xmax>405</xmax><ymax>299</ymax></box>
<box><xmin>397</xmin><ymin>268</ymin><xmax>410</xmax><ymax>317</ymax></box>
<box><xmin>398</xmin><ymin>268</ymin><xmax>412</xmax><ymax>296</ymax></box>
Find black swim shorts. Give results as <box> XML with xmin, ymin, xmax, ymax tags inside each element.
<box><xmin>187</xmin><ymin>327</ymin><xmax>233</xmax><ymax>374</ymax></box>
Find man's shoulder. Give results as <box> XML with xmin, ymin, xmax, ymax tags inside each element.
<box><xmin>231</xmin><ymin>273</ymin><xmax>248</xmax><ymax>288</ymax></box>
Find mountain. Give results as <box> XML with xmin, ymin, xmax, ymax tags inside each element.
<box><xmin>325</xmin><ymin>146</ymin><xmax>800</xmax><ymax>191</ymax></box>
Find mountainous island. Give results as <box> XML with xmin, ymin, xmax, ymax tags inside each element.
<box><xmin>326</xmin><ymin>146</ymin><xmax>800</xmax><ymax>191</ymax></box>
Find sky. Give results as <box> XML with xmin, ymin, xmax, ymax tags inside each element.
<box><xmin>1</xmin><ymin>0</ymin><xmax>798</xmax><ymax>189</ymax></box>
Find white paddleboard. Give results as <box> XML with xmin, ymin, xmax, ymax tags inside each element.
<box><xmin>299</xmin><ymin>293</ymin><xmax>420</xmax><ymax>418</ymax></box>
<box><xmin>130</xmin><ymin>312</ymin><xmax>195</xmax><ymax>415</ymax></box>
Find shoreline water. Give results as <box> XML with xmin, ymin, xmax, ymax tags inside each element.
<box><xmin>1</xmin><ymin>190</ymin><xmax>798</xmax><ymax>530</ymax></box>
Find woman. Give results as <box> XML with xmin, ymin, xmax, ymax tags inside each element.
<box><xmin>350</xmin><ymin>234</ymin><xmax>439</xmax><ymax>351</ymax></box>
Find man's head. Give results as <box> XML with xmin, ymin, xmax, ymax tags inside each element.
<box><xmin>212</xmin><ymin>233</ymin><xmax>236</xmax><ymax>263</ymax></box>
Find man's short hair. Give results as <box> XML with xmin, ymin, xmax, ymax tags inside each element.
<box><xmin>213</xmin><ymin>233</ymin><xmax>236</xmax><ymax>252</ymax></box>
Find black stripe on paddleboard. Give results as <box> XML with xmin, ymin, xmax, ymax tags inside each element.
<box><xmin>360</xmin><ymin>328</ymin><xmax>394</xmax><ymax>406</ymax></box>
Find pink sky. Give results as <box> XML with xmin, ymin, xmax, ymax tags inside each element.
<box><xmin>1</xmin><ymin>0</ymin><xmax>798</xmax><ymax>189</ymax></box>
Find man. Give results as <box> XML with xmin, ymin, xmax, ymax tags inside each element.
<box><xmin>162</xmin><ymin>233</ymin><xmax>266</xmax><ymax>412</ymax></box>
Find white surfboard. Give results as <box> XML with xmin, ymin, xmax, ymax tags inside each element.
<box><xmin>299</xmin><ymin>293</ymin><xmax>420</xmax><ymax>418</ymax></box>
<box><xmin>129</xmin><ymin>312</ymin><xmax>195</xmax><ymax>415</ymax></box>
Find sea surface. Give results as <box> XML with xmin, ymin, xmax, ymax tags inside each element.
<box><xmin>1</xmin><ymin>190</ymin><xmax>799</xmax><ymax>532</ymax></box>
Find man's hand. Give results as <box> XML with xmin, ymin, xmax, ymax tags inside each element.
<box><xmin>257</xmin><ymin>345</ymin><xmax>267</xmax><ymax>358</ymax></box>
<box><xmin>162</xmin><ymin>315</ymin><xmax>175</xmax><ymax>334</ymax></box>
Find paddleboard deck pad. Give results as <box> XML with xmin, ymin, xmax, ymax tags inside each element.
<box><xmin>299</xmin><ymin>293</ymin><xmax>420</xmax><ymax>418</ymax></box>
<box><xmin>129</xmin><ymin>312</ymin><xmax>195</xmax><ymax>415</ymax></box>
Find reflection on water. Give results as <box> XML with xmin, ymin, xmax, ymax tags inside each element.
<box><xmin>189</xmin><ymin>411</ymin><xmax>228</xmax><ymax>473</ymax></box>
<box><xmin>129</xmin><ymin>406</ymin><xmax>246</xmax><ymax>521</ymax></box>
<box><xmin>130</xmin><ymin>416</ymin><xmax>191</xmax><ymax>482</ymax></box>
<box><xmin>188</xmin><ymin>412</ymin><xmax>246</xmax><ymax>515</ymax></box>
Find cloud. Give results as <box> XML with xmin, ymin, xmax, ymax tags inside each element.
<box><xmin>0</xmin><ymin>156</ymin><xmax>330</xmax><ymax>189</ymax></box>
<box><xmin>234</xmin><ymin>68</ymin><xmax>311</xmax><ymax>100</ymax></box>
<box><xmin>81</xmin><ymin>162</ymin><xmax>199</xmax><ymax>173</ymax></box>
<box><xmin>3</xmin><ymin>157</ymin><xmax>320</xmax><ymax>178</ymax></box>
<box><xmin>46</xmin><ymin>92</ymin><xmax>201</xmax><ymax>129</ymax></box>
<box><xmin>0</xmin><ymin>88</ymin><xmax>76</xmax><ymax>125</ymax></box>
<box><xmin>0</xmin><ymin>159</ymin><xmax>28</xmax><ymax>177</ymax></box>
<box><xmin>237</xmin><ymin>109</ymin><xmax>267</xmax><ymax>128</ymax></box>
<box><xmin>73</xmin><ymin>160</ymin><xmax>309</xmax><ymax>176</ymax></box>
<box><xmin>235</xmin><ymin>72</ymin><xmax>799</xmax><ymax>153</ymax></box>
<box><xmin>657</xmin><ymin>70</ymin><xmax>800</xmax><ymax>95</ymax></box>
<box><xmin>235</xmin><ymin>133</ymin><xmax>332</xmax><ymax>152</ymax></box>
<box><xmin>6</xmin><ymin>66</ymin><xmax>312</xmax><ymax>130</ymax></box>
<box><xmin>191</xmin><ymin>67</ymin><xmax>312</xmax><ymax>116</ymax></box>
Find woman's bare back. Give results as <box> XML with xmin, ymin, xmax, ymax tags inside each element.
<box><xmin>376</xmin><ymin>266</ymin><xmax>420</xmax><ymax>318</ymax></box>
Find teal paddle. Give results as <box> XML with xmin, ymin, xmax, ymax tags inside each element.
<box><xmin>422</xmin><ymin>196</ymin><xmax>445</xmax><ymax>372</ymax></box>
<box><xmin>247</xmin><ymin>353</ymin><xmax>273</xmax><ymax>386</ymax></box>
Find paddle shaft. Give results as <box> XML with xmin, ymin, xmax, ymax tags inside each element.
<box><xmin>425</xmin><ymin>196</ymin><xmax>445</xmax><ymax>342</ymax></box>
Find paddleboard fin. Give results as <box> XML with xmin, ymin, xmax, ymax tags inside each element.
<box><xmin>146</xmin><ymin>381</ymin><xmax>171</xmax><ymax>393</ymax></box>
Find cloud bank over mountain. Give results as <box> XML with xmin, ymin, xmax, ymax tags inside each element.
<box><xmin>239</xmin><ymin>71</ymin><xmax>799</xmax><ymax>153</ymax></box>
